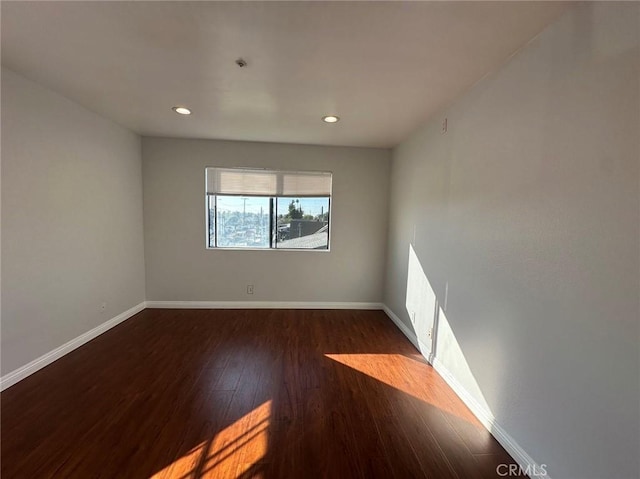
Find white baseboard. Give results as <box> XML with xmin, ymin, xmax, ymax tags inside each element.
<box><xmin>432</xmin><ymin>358</ymin><xmax>551</xmax><ymax>479</ymax></box>
<box><xmin>3</xmin><ymin>299</ymin><xmax>548</xmax><ymax>478</ymax></box>
<box><xmin>145</xmin><ymin>301</ymin><xmax>384</xmax><ymax>310</ymax></box>
<box><xmin>418</xmin><ymin>338</ymin><xmax>435</xmax><ymax>365</ymax></box>
<box><xmin>383</xmin><ymin>304</ymin><xmax>550</xmax><ymax>479</ymax></box>
<box><xmin>0</xmin><ymin>301</ymin><xmax>146</xmax><ymax>391</ymax></box>
<box><xmin>1</xmin><ymin>300</ymin><xmax>381</xmax><ymax>391</ymax></box>
<box><xmin>381</xmin><ymin>304</ymin><xmax>420</xmax><ymax>351</ymax></box>
<box><xmin>381</xmin><ymin>305</ymin><xmax>436</xmax><ymax>363</ymax></box>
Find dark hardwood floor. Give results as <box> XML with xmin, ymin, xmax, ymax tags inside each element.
<box><xmin>1</xmin><ymin>309</ymin><xmax>523</xmax><ymax>478</ymax></box>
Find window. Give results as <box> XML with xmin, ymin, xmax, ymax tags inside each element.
<box><xmin>206</xmin><ymin>167</ymin><xmax>332</xmax><ymax>250</ymax></box>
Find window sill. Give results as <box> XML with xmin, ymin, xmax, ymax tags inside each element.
<box><xmin>205</xmin><ymin>246</ymin><xmax>331</xmax><ymax>252</ymax></box>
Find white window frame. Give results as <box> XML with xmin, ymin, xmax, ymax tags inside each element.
<box><xmin>205</xmin><ymin>167</ymin><xmax>333</xmax><ymax>252</ymax></box>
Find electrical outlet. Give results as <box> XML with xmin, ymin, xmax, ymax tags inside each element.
<box><xmin>247</xmin><ymin>285</ymin><xmax>254</xmax><ymax>295</ymax></box>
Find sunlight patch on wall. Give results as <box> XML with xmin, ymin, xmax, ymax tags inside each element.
<box><xmin>406</xmin><ymin>244</ymin><xmax>438</xmax><ymax>357</ymax></box>
<box><xmin>402</xmin><ymin>242</ymin><xmax>493</xmax><ymax>427</ymax></box>
<box><xmin>435</xmin><ymin>308</ymin><xmax>493</xmax><ymax>415</ymax></box>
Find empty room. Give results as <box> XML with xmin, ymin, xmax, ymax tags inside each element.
<box><xmin>1</xmin><ymin>1</ymin><xmax>638</xmax><ymax>478</ymax></box>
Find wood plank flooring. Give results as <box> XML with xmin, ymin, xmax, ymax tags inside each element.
<box><xmin>1</xmin><ymin>309</ymin><xmax>524</xmax><ymax>478</ymax></box>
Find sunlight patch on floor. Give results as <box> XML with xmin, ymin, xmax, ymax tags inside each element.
<box><xmin>150</xmin><ymin>400</ymin><xmax>271</xmax><ymax>478</ymax></box>
<box><xmin>325</xmin><ymin>353</ymin><xmax>480</xmax><ymax>425</ymax></box>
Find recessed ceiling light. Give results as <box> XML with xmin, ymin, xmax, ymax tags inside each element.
<box><xmin>322</xmin><ymin>115</ymin><xmax>340</xmax><ymax>123</ymax></box>
<box><xmin>172</xmin><ymin>106</ymin><xmax>192</xmax><ymax>115</ymax></box>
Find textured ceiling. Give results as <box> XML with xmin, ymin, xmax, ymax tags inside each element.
<box><xmin>2</xmin><ymin>1</ymin><xmax>568</xmax><ymax>148</ymax></box>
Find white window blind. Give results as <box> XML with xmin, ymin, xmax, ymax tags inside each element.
<box><xmin>206</xmin><ymin>167</ymin><xmax>332</xmax><ymax>197</ymax></box>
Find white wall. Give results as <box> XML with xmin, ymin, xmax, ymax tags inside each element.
<box><xmin>142</xmin><ymin>137</ymin><xmax>390</xmax><ymax>303</ymax></box>
<box><xmin>384</xmin><ymin>3</ymin><xmax>639</xmax><ymax>479</ymax></box>
<box><xmin>1</xmin><ymin>68</ymin><xmax>146</xmax><ymax>375</ymax></box>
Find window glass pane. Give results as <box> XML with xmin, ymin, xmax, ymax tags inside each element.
<box><xmin>215</xmin><ymin>196</ymin><xmax>270</xmax><ymax>248</ymax></box>
<box><xmin>275</xmin><ymin>197</ymin><xmax>330</xmax><ymax>249</ymax></box>
<box><xmin>208</xmin><ymin>195</ymin><xmax>215</xmax><ymax>248</ymax></box>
